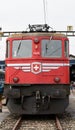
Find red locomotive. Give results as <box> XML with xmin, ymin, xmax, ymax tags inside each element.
<box><xmin>4</xmin><ymin>24</ymin><xmax>70</xmax><ymax>114</ymax></box>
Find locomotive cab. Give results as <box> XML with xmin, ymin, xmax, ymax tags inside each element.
<box><xmin>4</xmin><ymin>25</ymin><xmax>70</xmax><ymax>115</ymax></box>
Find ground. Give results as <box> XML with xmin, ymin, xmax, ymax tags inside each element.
<box><xmin>0</xmin><ymin>90</ymin><xmax>75</xmax><ymax>123</ymax></box>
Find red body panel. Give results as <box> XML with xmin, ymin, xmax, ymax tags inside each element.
<box><xmin>5</xmin><ymin>34</ymin><xmax>70</xmax><ymax>85</ymax></box>
<box><xmin>5</xmin><ymin>60</ymin><xmax>70</xmax><ymax>84</ymax></box>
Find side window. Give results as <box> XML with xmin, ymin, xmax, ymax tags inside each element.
<box><xmin>64</xmin><ymin>40</ymin><xmax>69</xmax><ymax>57</ymax></box>
<box><xmin>6</xmin><ymin>41</ymin><xmax>10</xmax><ymax>58</ymax></box>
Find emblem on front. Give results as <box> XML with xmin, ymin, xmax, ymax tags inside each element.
<box><xmin>31</xmin><ymin>62</ymin><xmax>41</xmax><ymax>74</ymax></box>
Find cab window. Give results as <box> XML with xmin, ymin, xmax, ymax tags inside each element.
<box><xmin>6</xmin><ymin>41</ymin><xmax>10</xmax><ymax>58</ymax></box>
<box><xmin>12</xmin><ymin>40</ymin><xmax>32</xmax><ymax>58</ymax></box>
<box><xmin>41</xmin><ymin>39</ymin><xmax>62</xmax><ymax>58</ymax></box>
<box><xmin>64</xmin><ymin>40</ymin><xmax>69</xmax><ymax>57</ymax></box>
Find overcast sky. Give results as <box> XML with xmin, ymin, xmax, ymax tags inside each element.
<box><xmin>0</xmin><ymin>0</ymin><xmax>75</xmax><ymax>60</ymax></box>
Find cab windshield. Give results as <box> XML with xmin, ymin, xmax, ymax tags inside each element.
<box><xmin>41</xmin><ymin>39</ymin><xmax>62</xmax><ymax>58</ymax></box>
<box><xmin>12</xmin><ymin>40</ymin><xmax>32</xmax><ymax>58</ymax></box>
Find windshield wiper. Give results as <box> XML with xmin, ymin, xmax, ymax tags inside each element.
<box><xmin>17</xmin><ymin>41</ymin><xmax>22</xmax><ymax>54</ymax></box>
<box><xmin>45</xmin><ymin>43</ymin><xmax>48</xmax><ymax>53</ymax></box>
<box><xmin>44</xmin><ymin>36</ymin><xmax>53</xmax><ymax>55</ymax></box>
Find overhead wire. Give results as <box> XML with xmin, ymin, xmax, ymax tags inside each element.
<box><xmin>43</xmin><ymin>0</ymin><xmax>47</xmax><ymax>24</ymax></box>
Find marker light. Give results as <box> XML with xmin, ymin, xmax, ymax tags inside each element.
<box><xmin>54</xmin><ymin>77</ymin><xmax>60</xmax><ymax>83</ymax></box>
<box><xmin>34</xmin><ymin>38</ymin><xmax>39</xmax><ymax>43</ymax></box>
<box><xmin>13</xmin><ymin>77</ymin><xmax>19</xmax><ymax>83</ymax></box>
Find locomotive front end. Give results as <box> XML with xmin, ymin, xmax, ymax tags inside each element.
<box><xmin>4</xmin><ymin>25</ymin><xmax>70</xmax><ymax>115</ymax></box>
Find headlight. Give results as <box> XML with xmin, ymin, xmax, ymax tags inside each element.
<box><xmin>13</xmin><ymin>77</ymin><xmax>19</xmax><ymax>83</ymax></box>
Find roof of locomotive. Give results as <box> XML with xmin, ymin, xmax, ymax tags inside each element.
<box><xmin>9</xmin><ymin>32</ymin><xmax>67</xmax><ymax>38</ymax></box>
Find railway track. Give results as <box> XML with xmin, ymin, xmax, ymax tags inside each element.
<box><xmin>12</xmin><ymin>117</ymin><xmax>22</xmax><ymax>130</ymax></box>
<box><xmin>0</xmin><ymin>113</ymin><xmax>75</xmax><ymax>130</ymax></box>
<box><xmin>0</xmin><ymin>114</ymin><xmax>63</xmax><ymax>130</ymax></box>
<box><xmin>13</xmin><ymin>116</ymin><xmax>63</xmax><ymax>130</ymax></box>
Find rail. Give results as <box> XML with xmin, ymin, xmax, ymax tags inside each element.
<box><xmin>55</xmin><ymin>116</ymin><xmax>63</xmax><ymax>130</ymax></box>
<box><xmin>12</xmin><ymin>117</ymin><xmax>22</xmax><ymax>130</ymax></box>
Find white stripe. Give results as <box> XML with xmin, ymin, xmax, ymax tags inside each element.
<box><xmin>42</xmin><ymin>67</ymin><xmax>59</xmax><ymax>69</ymax></box>
<box><xmin>42</xmin><ymin>63</ymin><xmax>69</xmax><ymax>66</ymax></box>
<box><xmin>42</xmin><ymin>70</ymin><xmax>50</xmax><ymax>72</ymax></box>
<box><xmin>7</xmin><ymin>63</ymin><xmax>30</xmax><ymax>67</ymax></box>
<box><xmin>7</xmin><ymin>63</ymin><xmax>69</xmax><ymax>67</ymax></box>
<box><xmin>14</xmin><ymin>67</ymin><xmax>20</xmax><ymax>69</ymax></box>
<box><xmin>22</xmin><ymin>67</ymin><xmax>30</xmax><ymax>69</ymax></box>
<box><xmin>22</xmin><ymin>70</ymin><xmax>30</xmax><ymax>72</ymax></box>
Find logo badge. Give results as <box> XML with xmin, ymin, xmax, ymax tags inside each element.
<box><xmin>31</xmin><ymin>62</ymin><xmax>41</xmax><ymax>74</ymax></box>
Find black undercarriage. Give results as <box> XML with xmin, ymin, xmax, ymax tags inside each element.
<box><xmin>4</xmin><ymin>84</ymin><xmax>70</xmax><ymax>115</ymax></box>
